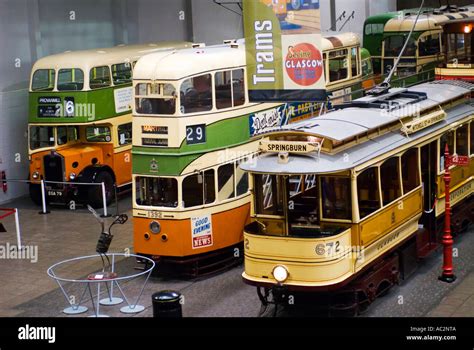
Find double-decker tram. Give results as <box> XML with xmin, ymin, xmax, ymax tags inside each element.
<box><xmin>131</xmin><ymin>35</ymin><xmax>370</xmax><ymax>276</ymax></box>
<box><xmin>28</xmin><ymin>42</ymin><xmax>191</xmax><ymax>207</ymax></box>
<box><xmin>240</xmin><ymin>80</ymin><xmax>474</xmax><ymax>313</ymax></box>
<box><xmin>436</xmin><ymin>16</ymin><xmax>474</xmax><ymax>82</ymax></box>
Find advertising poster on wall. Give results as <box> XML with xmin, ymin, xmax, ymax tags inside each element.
<box><xmin>243</xmin><ymin>0</ymin><xmax>326</xmax><ymax>102</ymax></box>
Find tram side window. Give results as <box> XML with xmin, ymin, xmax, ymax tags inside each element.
<box><xmin>380</xmin><ymin>157</ymin><xmax>401</xmax><ymax>205</ymax></box>
<box><xmin>419</xmin><ymin>34</ymin><xmax>440</xmax><ymax>57</ymax></box>
<box><xmin>351</xmin><ymin>47</ymin><xmax>359</xmax><ymax>77</ymax></box>
<box><xmin>215</xmin><ymin>71</ymin><xmax>232</xmax><ymax>109</ymax></box>
<box><xmin>254</xmin><ymin>174</ymin><xmax>284</xmax><ymax>216</ymax></box>
<box><xmin>232</xmin><ymin>69</ymin><xmax>245</xmax><ymax>107</ymax></box>
<box><xmin>471</xmin><ymin>122</ymin><xmax>474</xmax><ymax>156</ymax></box>
<box><xmin>182</xmin><ymin>170</ymin><xmax>215</xmax><ymax>208</ymax></box>
<box><xmin>135</xmin><ymin>177</ymin><xmax>178</xmax><ymax>208</ymax></box>
<box><xmin>112</xmin><ymin>63</ymin><xmax>132</xmax><ymax>85</ymax></box>
<box><xmin>57</xmin><ymin>68</ymin><xmax>84</xmax><ymax>91</ymax></box>
<box><xmin>180</xmin><ymin>74</ymin><xmax>212</xmax><ymax>114</ymax></box>
<box><xmin>328</xmin><ymin>50</ymin><xmax>348</xmax><ymax>82</ymax></box>
<box><xmin>235</xmin><ymin>159</ymin><xmax>249</xmax><ymax>196</ymax></box>
<box><xmin>86</xmin><ymin>126</ymin><xmax>111</xmax><ymax>142</ymax></box>
<box><xmin>362</xmin><ymin>58</ymin><xmax>373</xmax><ymax>76</ymax></box>
<box><xmin>440</xmin><ymin>131</ymin><xmax>455</xmax><ymax>171</ymax></box>
<box><xmin>90</xmin><ymin>66</ymin><xmax>111</xmax><ymax>89</ymax></box>
<box><xmin>456</xmin><ymin>125</ymin><xmax>468</xmax><ymax>156</ymax></box>
<box><xmin>321</xmin><ymin>176</ymin><xmax>352</xmax><ymax>220</ymax></box>
<box><xmin>31</xmin><ymin>69</ymin><xmax>55</xmax><ymax>91</ymax></box>
<box><xmin>218</xmin><ymin>163</ymin><xmax>235</xmax><ymax>201</ymax></box>
<box><xmin>401</xmin><ymin>149</ymin><xmax>420</xmax><ymax>194</ymax></box>
<box><xmin>357</xmin><ymin>167</ymin><xmax>381</xmax><ymax>219</ymax></box>
<box><xmin>118</xmin><ymin>123</ymin><xmax>132</xmax><ymax>145</ymax></box>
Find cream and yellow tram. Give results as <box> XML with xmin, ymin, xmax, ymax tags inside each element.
<box><xmin>241</xmin><ymin>80</ymin><xmax>474</xmax><ymax>310</ymax></box>
<box><xmin>132</xmin><ymin>35</ymin><xmax>369</xmax><ymax>275</ymax></box>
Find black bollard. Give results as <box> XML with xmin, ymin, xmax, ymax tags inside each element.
<box><xmin>152</xmin><ymin>290</ymin><xmax>182</xmax><ymax>318</ymax></box>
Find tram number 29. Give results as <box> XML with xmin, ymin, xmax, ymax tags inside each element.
<box><xmin>186</xmin><ymin>124</ymin><xmax>206</xmax><ymax>145</ymax></box>
<box><xmin>315</xmin><ymin>241</ymin><xmax>340</xmax><ymax>256</ymax></box>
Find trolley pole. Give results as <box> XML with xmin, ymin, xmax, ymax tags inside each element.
<box><xmin>439</xmin><ymin>144</ymin><xmax>456</xmax><ymax>283</ymax></box>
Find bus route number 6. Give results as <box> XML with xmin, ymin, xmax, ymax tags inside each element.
<box><xmin>186</xmin><ymin>124</ymin><xmax>206</xmax><ymax>145</ymax></box>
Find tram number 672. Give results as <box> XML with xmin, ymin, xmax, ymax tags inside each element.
<box><xmin>186</xmin><ymin>124</ymin><xmax>206</xmax><ymax>145</ymax></box>
<box><xmin>315</xmin><ymin>241</ymin><xmax>341</xmax><ymax>256</ymax></box>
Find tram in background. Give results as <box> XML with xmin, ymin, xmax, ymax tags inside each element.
<box><xmin>131</xmin><ymin>33</ymin><xmax>372</xmax><ymax>276</ymax></box>
<box><xmin>240</xmin><ymin>80</ymin><xmax>474</xmax><ymax>313</ymax></box>
<box><xmin>28</xmin><ymin>42</ymin><xmax>191</xmax><ymax>207</ymax></box>
<box><xmin>363</xmin><ymin>5</ymin><xmax>474</xmax><ymax>87</ymax></box>
<box><xmin>435</xmin><ymin>17</ymin><xmax>474</xmax><ymax>82</ymax></box>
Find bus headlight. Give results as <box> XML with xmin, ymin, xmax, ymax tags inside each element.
<box><xmin>149</xmin><ymin>221</ymin><xmax>161</xmax><ymax>234</ymax></box>
<box><xmin>32</xmin><ymin>171</ymin><xmax>40</xmax><ymax>180</ymax></box>
<box><xmin>69</xmin><ymin>172</ymin><xmax>76</xmax><ymax>180</ymax></box>
<box><xmin>272</xmin><ymin>265</ymin><xmax>289</xmax><ymax>283</ymax></box>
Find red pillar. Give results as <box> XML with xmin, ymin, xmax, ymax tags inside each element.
<box><xmin>439</xmin><ymin>144</ymin><xmax>456</xmax><ymax>283</ymax></box>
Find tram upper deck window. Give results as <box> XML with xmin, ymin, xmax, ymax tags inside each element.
<box><xmin>357</xmin><ymin>167</ymin><xmax>381</xmax><ymax>219</ymax></box>
<box><xmin>135</xmin><ymin>83</ymin><xmax>177</xmax><ymax>115</ymax></box>
<box><xmin>254</xmin><ymin>174</ymin><xmax>284</xmax><ymax>216</ymax></box>
<box><xmin>440</xmin><ymin>131</ymin><xmax>455</xmax><ymax>171</ymax></box>
<box><xmin>112</xmin><ymin>63</ymin><xmax>132</xmax><ymax>85</ymax></box>
<box><xmin>29</xmin><ymin>126</ymin><xmax>55</xmax><ymax>150</ymax></box>
<box><xmin>235</xmin><ymin>159</ymin><xmax>249</xmax><ymax>196</ymax></box>
<box><xmin>31</xmin><ymin>69</ymin><xmax>55</xmax><ymax>91</ymax></box>
<box><xmin>86</xmin><ymin>126</ymin><xmax>111</xmax><ymax>142</ymax></box>
<box><xmin>456</xmin><ymin>125</ymin><xmax>468</xmax><ymax>156</ymax></box>
<box><xmin>180</xmin><ymin>74</ymin><xmax>212</xmax><ymax>114</ymax></box>
<box><xmin>90</xmin><ymin>66</ymin><xmax>111</xmax><ymax>89</ymax></box>
<box><xmin>380</xmin><ymin>157</ymin><xmax>401</xmax><ymax>205</ymax></box>
<box><xmin>215</xmin><ymin>69</ymin><xmax>245</xmax><ymax>110</ymax></box>
<box><xmin>384</xmin><ymin>35</ymin><xmax>416</xmax><ymax>57</ymax></box>
<box><xmin>328</xmin><ymin>50</ymin><xmax>348</xmax><ymax>82</ymax></box>
<box><xmin>401</xmin><ymin>148</ymin><xmax>420</xmax><ymax>194</ymax></box>
<box><xmin>182</xmin><ymin>170</ymin><xmax>215</xmax><ymax>208</ymax></box>
<box><xmin>57</xmin><ymin>68</ymin><xmax>84</xmax><ymax>91</ymax></box>
<box><xmin>135</xmin><ymin>177</ymin><xmax>178</xmax><ymax>208</ymax></box>
<box><xmin>321</xmin><ymin>176</ymin><xmax>352</xmax><ymax>220</ymax></box>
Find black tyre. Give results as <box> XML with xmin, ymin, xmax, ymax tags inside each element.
<box><xmin>87</xmin><ymin>171</ymin><xmax>114</xmax><ymax>209</ymax></box>
<box><xmin>29</xmin><ymin>183</ymin><xmax>45</xmax><ymax>206</ymax></box>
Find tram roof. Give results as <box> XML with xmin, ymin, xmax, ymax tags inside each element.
<box><xmin>133</xmin><ymin>33</ymin><xmax>361</xmax><ymax>81</ymax></box>
<box><xmin>384</xmin><ymin>10</ymin><xmax>474</xmax><ymax>32</ymax></box>
<box><xmin>32</xmin><ymin>42</ymin><xmax>192</xmax><ymax>72</ymax></box>
<box><xmin>241</xmin><ymin>81</ymin><xmax>474</xmax><ymax>175</ymax></box>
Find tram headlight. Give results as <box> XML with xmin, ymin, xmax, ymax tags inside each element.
<box><xmin>272</xmin><ymin>265</ymin><xmax>289</xmax><ymax>283</ymax></box>
<box><xmin>69</xmin><ymin>172</ymin><xmax>76</xmax><ymax>180</ymax></box>
<box><xmin>32</xmin><ymin>171</ymin><xmax>40</xmax><ymax>180</ymax></box>
<box><xmin>149</xmin><ymin>221</ymin><xmax>161</xmax><ymax>234</ymax></box>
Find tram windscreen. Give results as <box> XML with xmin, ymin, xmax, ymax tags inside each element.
<box><xmin>384</xmin><ymin>35</ymin><xmax>416</xmax><ymax>57</ymax></box>
<box><xmin>135</xmin><ymin>177</ymin><xmax>178</xmax><ymax>208</ymax></box>
<box><xmin>29</xmin><ymin>126</ymin><xmax>55</xmax><ymax>150</ymax></box>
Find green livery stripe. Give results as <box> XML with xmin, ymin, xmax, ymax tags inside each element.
<box><xmin>29</xmin><ymin>85</ymin><xmax>131</xmax><ymax>123</ymax></box>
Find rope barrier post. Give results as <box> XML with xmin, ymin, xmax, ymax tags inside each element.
<box><xmin>39</xmin><ymin>180</ymin><xmax>50</xmax><ymax>214</ymax></box>
<box><xmin>14</xmin><ymin>209</ymin><xmax>22</xmax><ymax>249</ymax></box>
<box><xmin>100</xmin><ymin>182</ymin><xmax>110</xmax><ymax>218</ymax></box>
<box><xmin>114</xmin><ymin>184</ymin><xmax>119</xmax><ymax>217</ymax></box>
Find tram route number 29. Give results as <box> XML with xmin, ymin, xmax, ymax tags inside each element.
<box><xmin>315</xmin><ymin>241</ymin><xmax>340</xmax><ymax>256</ymax></box>
<box><xmin>186</xmin><ymin>124</ymin><xmax>206</xmax><ymax>145</ymax></box>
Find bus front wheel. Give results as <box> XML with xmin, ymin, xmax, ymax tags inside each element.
<box><xmin>87</xmin><ymin>171</ymin><xmax>114</xmax><ymax>209</ymax></box>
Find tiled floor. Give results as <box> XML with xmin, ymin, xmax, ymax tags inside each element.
<box><xmin>427</xmin><ymin>273</ymin><xmax>474</xmax><ymax>317</ymax></box>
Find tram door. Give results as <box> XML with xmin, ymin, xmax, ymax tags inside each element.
<box><xmin>420</xmin><ymin>141</ymin><xmax>438</xmax><ymax>240</ymax></box>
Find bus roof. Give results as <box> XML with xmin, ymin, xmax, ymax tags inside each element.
<box><xmin>31</xmin><ymin>42</ymin><xmax>193</xmax><ymax>72</ymax></box>
<box><xmin>384</xmin><ymin>11</ymin><xmax>474</xmax><ymax>32</ymax></box>
<box><xmin>242</xmin><ymin>81</ymin><xmax>474</xmax><ymax>175</ymax></box>
<box><xmin>133</xmin><ymin>33</ymin><xmax>361</xmax><ymax>81</ymax></box>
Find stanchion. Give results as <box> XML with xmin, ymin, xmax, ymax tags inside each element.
<box><xmin>100</xmin><ymin>182</ymin><xmax>110</xmax><ymax>218</ymax></box>
<box><xmin>39</xmin><ymin>180</ymin><xmax>50</xmax><ymax>214</ymax></box>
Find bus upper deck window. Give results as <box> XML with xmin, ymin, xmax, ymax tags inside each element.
<box><xmin>112</xmin><ymin>63</ymin><xmax>132</xmax><ymax>85</ymax></box>
<box><xmin>31</xmin><ymin>69</ymin><xmax>55</xmax><ymax>91</ymax></box>
<box><xmin>86</xmin><ymin>126</ymin><xmax>111</xmax><ymax>142</ymax></box>
<box><xmin>90</xmin><ymin>66</ymin><xmax>111</xmax><ymax>89</ymax></box>
<box><xmin>57</xmin><ymin>68</ymin><xmax>84</xmax><ymax>91</ymax></box>
<box><xmin>29</xmin><ymin>126</ymin><xmax>55</xmax><ymax>150</ymax></box>
<box><xmin>180</xmin><ymin>74</ymin><xmax>212</xmax><ymax>114</ymax></box>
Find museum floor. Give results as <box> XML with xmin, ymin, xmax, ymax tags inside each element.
<box><xmin>1</xmin><ymin>194</ymin><xmax>474</xmax><ymax>318</ymax></box>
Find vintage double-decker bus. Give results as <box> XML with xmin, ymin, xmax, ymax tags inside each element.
<box><xmin>28</xmin><ymin>42</ymin><xmax>191</xmax><ymax>207</ymax></box>
<box><xmin>240</xmin><ymin>80</ymin><xmax>474</xmax><ymax>313</ymax></box>
<box><xmin>132</xmin><ymin>34</ymin><xmax>372</xmax><ymax>276</ymax></box>
<box><xmin>363</xmin><ymin>5</ymin><xmax>474</xmax><ymax>86</ymax></box>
